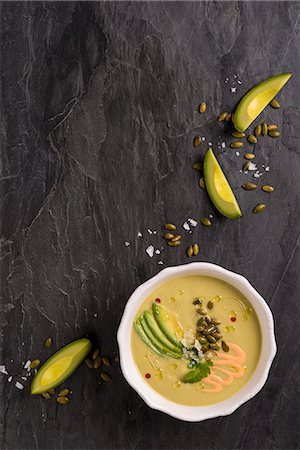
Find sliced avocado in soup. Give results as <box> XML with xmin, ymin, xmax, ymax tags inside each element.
<box><xmin>144</xmin><ymin>311</ymin><xmax>182</xmax><ymax>356</ymax></box>
<box><xmin>152</xmin><ymin>303</ymin><xmax>183</xmax><ymax>348</ymax></box>
<box><xmin>140</xmin><ymin>315</ymin><xmax>182</xmax><ymax>359</ymax></box>
<box><xmin>204</xmin><ymin>148</ymin><xmax>242</xmax><ymax>219</ymax></box>
<box><xmin>31</xmin><ymin>338</ymin><xmax>92</xmax><ymax>394</ymax></box>
<box><xmin>134</xmin><ymin>318</ymin><xmax>163</xmax><ymax>356</ymax></box>
<box><xmin>234</xmin><ymin>73</ymin><xmax>292</xmax><ymax>132</ymax></box>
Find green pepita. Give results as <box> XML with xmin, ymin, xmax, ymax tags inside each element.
<box><xmin>199</xmin><ymin>177</ymin><xmax>205</xmax><ymax>189</ymax></box>
<box><xmin>48</xmin><ymin>388</ymin><xmax>55</xmax><ymax>395</ymax></box>
<box><xmin>42</xmin><ymin>392</ymin><xmax>51</xmax><ymax>400</ymax></box>
<box><xmin>200</xmin><ymin>217</ymin><xmax>212</xmax><ymax>227</ymax></box>
<box><xmin>270</xmin><ymin>99</ymin><xmax>280</xmax><ymax>109</ymax></box>
<box><xmin>230</xmin><ymin>141</ymin><xmax>244</xmax><ymax>149</ymax></box>
<box><xmin>232</xmin><ymin>131</ymin><xmax>245</xmax><ymax>138</ymax></box>
<box><xmin>254</xmin><ymin>124</ymin><xmax>262</xmax><ymax>137</ymax></box>
<box><xmin>92</xmin><ymin>349</ymin><xmax>99</xmax><ymax>360</ymax></box>
<box><xmin>212</xmin><ymin>332</ymin><xmax>222</xmax><ymax>340</ymax></box>
<box><xmin>85</xmin><ymin>358</ymin><xmax>94</xmax><ymax>369</ymax></box>
<box><xmin>199</xmin><ymin>102</ymin><xmax>206</xmax><ymax>113</ymax></box>
<box><xmin>171</xmin><ymin>235</ymin><xmax>181</xmax><ymax>242</ymax></box>
<box><xmin>192</xmin><ymin>162</ymin><xmax>203</xmax><ymax>171</ymax></box>
<box><xmin>221</xmin><ymin>341</ymin><xmax>229</xmax><ymax>352</ymax></box>
<box><xmin>248</xmin><ymin>134</ymin><xmax>257</xmax><ymax>144</ymax></box>
<box><xmin>165</xmin><ymin>223</ymin><xmax>176</xmax><ymax>231</ymax></box>
<box><xmin>56</xmin><ymin>396</ymin><xmax>70</xmax><ymax>405</ymax></box>
<box><xmin>44</xmin><ymin>337</ymin><xmax>53</xmax><ymax>348</ymax></box>
<box><xmin>102</xmin><ymin>357</ymin><xmax>111</xmax><ymax>367</ymax></box>
<box><xmin>198</xmin><ymin>337</ymin><xmax>208</xmax><ymax>345</ymax></box>
<box><xmin>207</xmin><ymin>301</ymin><xmax>214</xmax><ymax>310</ymax></box>
<box><xmin>244</xmin><ymin>153</ymin><xmax>255</xmax><ymax>160</ymax></box>
<box><xmin>205</xmin><ymin>325</ymin><xmax>215</xmax><ymax>334</ymax></box>
<box><xmin>58</xmin><ymin>388</ymin><xmax>70</xmax><ymax>397</ymax></box>
<box><xmin>93</xmin><ymin>356</ymin><xmax>102</xmax><ymax>369</ymax></box>
<box><xmin>267</xmin><ymin>124</ymin><xmax>278</xmax><ymax>131</ymax></box>
<box><xmin>243</xmin><ymin>161</ymin><xmax>250</xmax><ymax>171</ymax></box>
<box><xmin>218</xmin><ymin>112</ymin><xmax>228</xmax><ymax>122</ymax></box>
<box><xmin>30</xmin><ymin>359</ymin><xmax>40</xmax><ymax>369</ymax></box>
<box><xmin>261</xmin><ymin>122</ymin><xmax>268</xmax><ymax>136</ymax></box>
<box><xmin>101</xmin><ymin>372</ymin><xmax>111</xmax><ymax>382</ymax></box>
<box><xmin>193</xmin><ymin>135</ymin><xmax>202</xmax><ymax>147</ymax></box>
<box><xmin>253</xmin><ymin>203</ymin><xmax>266</xmax><ymax>213</ymax></box>
<box><xmin>269</xmin><ymin>130</ymin><xmax>280</xmax><ymax>138</ymax></box>
<box><xmin>187</xmin><ymin>246</ymin><xmax>193</xmax><ymax>257</ymax></box>
<box><xmin>210</xmin><ymin>318</ymin><xmax>221</xmax><ymax>325</ymax></box>
<box><xmin>242</xmin><ymin>182</ymin><xmax>257</xmax><ymax>190</ymax></box>
<box><xmin>193</xmin><ymin>243</ymin><xmax>199</xmax><ymax>256</ymax></box>
<box><xmin>168</xmin><ymin>240</ymin><xmax>181</xmax><ymax>247</ymax></box>
<box><xmin>210</xmin><ymin>343</ymin><xmax>220</xmax><ymax>351</ymax></box>
<box><xmin>197</xmin><ymin>307</ymin><xmax>208</xmax><ymax>316</ymax></box>
<box><xmin>262</xmin><ymin>185</ymin><xmax>274</xmax><ymax>193</ymax></box>
<box><xmin>164</xmin><ymin>232</ymin><xmax>174</xmax><ymax>240</ymax></box>
<box><xmin>225</xmin><ymin>113</ymin><xmax>232</xmax><ymax>122</ymax></box>
<box><xmin>207</xmin><ymin>335</ymin><xmax>216</xmax><ymax>343</ymax></box>
<box><xmin>193</xmin><ymin>298</ymin><xmax>203</xmax><ymax>305</ymax></box>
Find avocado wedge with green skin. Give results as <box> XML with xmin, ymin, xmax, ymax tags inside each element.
<box><xmin>152</xmin><ymin>303</ymin><xmax>183</xmax><ymax>348</ymax></box>
<box><xmin>204</xmin><ymin>148</ymin><xmax>242</xmax><ymax>219</ymax></box>
<box><xmin>144</xmin><ymin>311</ymin><xmax>182</xmax><ymax>356</ymax></box>
<box><xmin>31</xmin><ymin>338</ymin><xmax>92</xmax><ymax>394</ymax></box>
<box><xmin>140</xmin><ymin>316</ymin><xmax>182</xmax><ymax>359</ymax></box>
<box><xmin>234</xmin><ymin>73</ymin><xmax>292</xmax><ymax>132</ymax></box>
<box><xmin>134</xmin><ymin>318</ymin><xmax>163</xmax><ymax>356</ymax></box>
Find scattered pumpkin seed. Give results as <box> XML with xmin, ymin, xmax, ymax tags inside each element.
<box><xmin>242</xmin><ymin>182</ymin><xmax>257</xmax><ymax>190</ymax></box>
<box><xmin>253</xmin><ymin>203</ymin><xmax>266</xmax><ymax>213</ymax></box>
<box><xmin>218</xmin><ymin>112</ymin><xmax>228</xmax><ymax>122</ymax></box>
<box><xmin>270</xmin><ymin>98</ymin><xmax>280</xmax><ymax>109</ymax></box>
<box><xmin>199</xmin><ymin>102</ymin><xmax>206</xmax><ymax>113</ymax></box>
<box><xmin>197</xmin><ymin>307</ymin><xmax>208</xmax><ymax>315</ymax></box>
<box><xmin>193</xmin><ymin>298</ymin><xmax>202</xmax><ymax>305</ymax></box>
<box><xmin>58</xmin><ymin>388</ymin><xmax>70</xmax><ymax>397</ymax></box>
<box><xmin>42</xmin><ymin>392</ymin><xmax>51</xmax><ymax>400</ymax></box>
<box><xmin>232</xmin><ymin>131</ymin><xmax>245</xmax><ymax>138</ymax></box>
<box><xmin>243</xmin><ymin>161</ymin><xmax>250</xmax><ymax>171</ymax></box>
<box><xmin>262</xmin><ymin>185</ymin><xmax>274</xmax><ymax>193</ymax></box>
<box><xmin>164</xmin><ymin>232</ymin><xmax>174</xmax><ymax>240</ymax></box>
<box><xmin>200</xmin><ymin>217</ymin><xmax>212</xmax><ymax>227</ymax></box>
<box><xmin>221</xmin><ymin>341</ymin><xmax>229</xmax><ymax>352</ymax></box>
<box><xmin>193</xmin><ymin>135</ymin><xmax>202</xmax><ymax>147</ymax></box>
<box><xmin>225</xmin><ymin>113</ymin><xmax>232</xmax><ymax>122</ymax></box>
<box><xmin>85</xmin><ymin>358</ymin><xmax>94</xmax><ymax>369</ymax></box>
<box><xmin>207</xmin><ymin>301</ymin><xmax>214</xmax><ymax>310</ymax></box>
<box><xmin>30</xmin><ymin>359</ymin><xmax>40</xmax><ymax>369</ymax></box>
<box><xmin>269</xmin><ymin>130</ymin><xmax>280</xmax><ymax>138</ymax></box>
<box><xmin>102</xmin><ymin>357</ymin><xmax>111</xmax><ymax>367</ymax></box>
<box><xmin>193</xmin><ymin>243</ymin><xmax>199</xmax><ymax>256</ymax></box>
<box><xmin>207</xmin><ymin>335</ymin><xmax>216</xmax><ymax>343</ymax></box>
<box><xmin>199</xmin><ymin>177</ymin><xmax>205</xmax><ymax>189</ymax></box>
<box><xmin>248</xmin><ymin>134</ymin><xmax>257</xmax><ymax>144</ymax></box>
<box><xmin>93</xmin><ymin>356</ymin><xmax>102</xmax><ymax>369</ymax></box>
<box><xmin>244</xmin><ymin>153</ymin><xmax>255</xmax><ymax>160</ymax></box>
<box><xmin>56</xmin><ymin>396</ymin><xmax>70</xmax><ymax>405</ymax></box>
<box><xmin>171</xmin><ymin>234</ymin><xmax>181</xmax><ymax>242</ymax></box>
<box><xmin>192</xmin><ymin>162</ymin><xmax>203</xmax><ymax>171</ymax></box>
<box><xmin>254</xmin><ymin>124</ymin><xmax>262</xmax><ymax>137</ymax></box>
<box><xmin>230</xmin><ymin>141</ymin><xmax>244</xmax><ymax>149</ymax></box>
<box><xmin>92</xmin><ymin>349</ymin><xmax>99</xmax><ymax>360</ymax></box>
<box><xmin>213</xmin><ymin>332</ymin><xmax>222</xmax><ymax>340</ymax></box>
<box><xmin>165</xmin><ymin>223</ymin><xmax>176</xmax><ymax>231</ymax></box>
<box><xmin>261</xmin><ymin>122</ymin><xmax>268</xmax><ymax>136</ymax></box>
<box><xmin>44</xmin><ymin>337</ymin><xmax>53</xmax><ymax>348</ymax></box>
<box><xmin>168</xmin><ymin>240</ymin><xmax>181</xmax><ymax>247</ymax></box>
<box><xmin>267</xmin><ymin>124</ymin><xmax>278</xmax><ymax>131</ymax></box>
<box><xmin>187</xmin><ymin>246</ymin><xmax>193</xmax><ymax>257</ymax></box>
<box><xmin>48</xmin><ymin>388</ymin><xmax>55</xmax><ymax>395</ymax></box>
<box><xmin>210</xmin><ymin>343</ymin><xmax>220</xmax><ymax>351</ymax></box>
<box><xmin>101</xmin><ymin>372</ymin><xmax>111</xmax><ymax>382</ymax></box>
<box><xmin>210</xmin><ymin>318</ymin><xmax>221</xmax><ymax>325</ymax></box>
<box><xmin>198</xmin><ymin>337</ymin><xmax>208</xmax><ymax>345</ymax></box>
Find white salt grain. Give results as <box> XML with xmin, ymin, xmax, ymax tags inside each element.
<box><xmin>155</xmin><ymin>249</ymin><xmax>161</xmax><ymax>255</ymax></box>
<box><xmin>24</xmin><ymin>360</ymin><xmax>31</xmax><ymax>370</ymax></box>
<box><xmin>15</xmin><ymin>381</ymin><xmax>24</xmax><ymax>390</ymax></box>
<box><xmin>157</xmin><ymin>261</ymin><xmax>164</xmax><ymax>265</ymax></box>
<box><xmin>231</xmin><ymin>87</ymin><xmax>237</xmax><ymax>93</ymax></box>
<box><xmin>236</xmin><ymin>151</ymin><xmax>240</xmax><ymax>156</ymax></box>
<box><xmin>8</xmin><ymin>376</ymin><xmax>12</xmax><ymax>383</ymax></box>
<box><xmin>0</xmin><ymin>365</ymin><xmax>8</xmax><ymax>375</ymax></box>
<box><xmin>124</xmin><ymin>241</ymin><xmax>130</xmax><ymax>247</ymax></box>
<box><xmin>221</xmin><ymin>142</ymin><xmax>226</xmax><ymax>148</ymax></box>
<box><xmin>183</xmin><ymin>222</ymin><xmax>191</xmax><ymax>231</ymax></box>
<box><xmin>137</xmin><ymin>232</ymin><xmax>142</xmax><ymax>238</ymax></box>
<box><xmin>265</xmin><ymin>166</ymin><xmax>270</xmax><ymax>172</ymax></box>
<box><xmin>147</xmin><ymin>229</ymin><xmax>153</xmax><ymax>235</ymax></box>
<box><xmin>188</xmin><ymin>218</ymin><xmax>198</xmax><ymax>227</ymax></box>
<box><xmin>146</xmin><ymin>245</ymin><xmax>154</xmax><ymax>258</ymax></box>
<box><xmin>248</xmin><ymin>162</ymin><xmax>257</xmax><ymax>171</ymax></box>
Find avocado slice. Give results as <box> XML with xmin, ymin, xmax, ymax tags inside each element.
<box><xmin>152</xmin><ymin>303</ymin><xmax>183</xmax><ymax>348</ymax></box>
<box><xmin>134</xmin><ymin>318</ymin><xmax>163</xmax><ymax>356</ymax></box>
<box><xmin>140</xmin><ymin>316</ymin><xmax>182</xmax><ymax>359</ymax></box>
<box><xmin>204</xmin><ymin>148</ymin><xmax>242</xmax><ymax>219</ymax></box>
<box><xmin>144</xmin><ymin>311</ymin><xmax>182</xmax><ymax>356</ymax></box>
<box><xmin>31</xmin><ymin>338</ymin><xmax>92</xmax><ymax>394</ymax></box>
<box><xmin>234</xmin><ymin>73</ymin><xmax>292</xmax><ymax>132</ymax></box>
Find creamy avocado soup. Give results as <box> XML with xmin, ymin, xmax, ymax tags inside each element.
<box><xmin>131</xmin><ymin>276</ymin><xmax>261</xmax><ymax>406</ymax></box>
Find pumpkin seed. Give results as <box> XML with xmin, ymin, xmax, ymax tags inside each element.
<box><xmin>225</xmin><ymin>113</ymin><xmax>232</xmax><ymax>122</ymax></box>
<box><xmin>207</xmin><ymin>301</ymin><xmax>214</xmax><ymax>310</ymax></box>
<box><xmin>192</xmin><ymin>162</ymin><xmax>203</xmax><ymax>171</ymax></box>
<box><xmin>254</xmin><ymin>124</ymin><xmax>262</xmax><ymax>137</ymax></box>
<box><xmin>253</xmin><ymin>203</ymin><xmax>266</xmax><ymax>213</ymax></box>
<box><xmin>207</xmin><ymin>335</ymin><xmax>216</xmax><ymax>343</ymax></box>
<box><xmin>230</xmin><ymin>141</ymin><xmax>244</xmax><ymax>149</ymax></box>
<box><xmin>270</xmin><ymin>99</ymin><xmax>280</xmax><ymax>109</ymax></box>
<box><xmin>48</xmin><ymin>388</ymin><xmax>55</xmax><ymax>395</ymax></box>
<box><xmin>197</xmin><ymin>326</ymin><xmax>206</xmax><ymax>333</ymax></box>
<box><xmin>42</xmin><ymin>392</ymin><xmax>51</xmax><ymax>400</ymax></box>
<box><xmin>248</xmin><ymin>134</ymin><xmax>257</xmax><ymax>144</ymax></box>
<box><xmin>267</xmin><ymin>124</ymin><xmax>278</xmax><ymax>131</ymax></box>
<box><xmin>199</xmin><ymin>177</ymin><xmax>205</xmax><ymax>189</ymax></box>
<box><xmin>44</xmin><ymin>337</ymin><xmax>53</xmax><ymax>348</ymax></box>
<box><xmin>218</xmin><ymin>112</ymin><xmax>228</xmax><ymax>122</ymax></box>
<box><xmin>30</xmin><ymin>359</ymin><xmax>40</xmax><ymax>369</ymax></box>
<box><xmin>200</xmin><ymin>217</ymin><xmax>212</xmax><ymax>227</ymax></box>
<box><xmin>92</xmin><ymin>349</ymin><xmax>99</xmax><ymax>360</ymax></box>
<box><xmin>164</xmin><ymin>232</ymin><xmax>174</xmax><ymax>240</ymax></box>
<box><xmin>243</xmin><ymin>161</ymin><xmax>250</xmax><ymax>171</ymax></box>
<box><xmin>93</xmin><ymin>356</ymin><xmax>102</xmax><ymax>369</ymax></box>
<box><xmin>193</xmin><ymin>243</ymin><xmax>199</xmax><ymax>256</ymax></box>
<box><xmin>232</xmin><ymin>131</ymin><xmax>245</xmax><ymax>138</ymax></box>
<box><xmin>212</xmin><ymin>332</ymin><xmax>222</xmax><ymax>340</ymax></box>
<box><xmin>199</xmin><ymin>102</ymin><xmax>206</xmax><ymax>113</ymax></box>
<box><xmin>202</xmin><ymin>346</ymin><xmax>210</xmax><ymax>353</ymax></box>
<box><xmin>242</xmin><ymin>182</ymin><xmax>257</xmax><ymax>190</ymax></box>
<box><xmin>85</xmin><ymin>358</ymin><xmax>94</xmax><ymax>369</ymax></box>
<box><xmin>205</xmin><ymin>315</ymin><xmax>211</xmax><ymax>324</ymax></box>
<box><xmin>168</xmin><ymin>240</ymin><xmax>181</xmax><ymax>247</ymax></box>
<box><xmin>244</xmin><ymin>153</ymin><xmax>255</xmax><ymax>160</ymax></box>
<box><xmin>193</xmin><ymin>135</ymin><xmax>202</xmax><ymax>147</ymax></box>
<box><xmin>197</xmin><ymin>307</ymin><xmax>207</xmax><ymax>315</ymax></box>
<box><xmin>262</xmin><ymin>185</ymin><xmax>274</xmax><ymax>193</ymax></box>
<box><xmin>56</xmin><ymin>396</ymin><xmax>70</xmax><ymax>405</ymax></box>
<box><xmin>165</xmin><ymin>223</ymin><xmax>176</xmax><ymax>231</ymax></box>
<box><xmin>198</xmin><ymin>337</ymin><xmax>208</xmax><ymax>345</ymax></box>
<box><xmin>221</xmin><ymin>341</ymin><xmax>229</xmax><ymax>352</ymax></box>
<box><xmin>261</xmin><ymin>122</ymin><xmax>268</xmax><ymax>136</ymax></box>
<box><xmin>210</xmin><ymin>343</ymin><xmax>220</xmax><ymax>351</ymax></box>
<box><xmin>193</xmin><ymin>298</ymin><xmax>203</xmax><ymax>305</ymax></box>
<box><xmin>187</xmin><ymin>246</ymin><xmax>193</xmax><ymax>257</ymax></box>
<box><xmin>269</xmin><ymin>130</ymin><xmax>280</xmax><ymax>138</ymax></box>
<box><xmin>171</xmin><ymin>234</ymin><xmax>181</xmax><ymax>242</ymax></box>
<box><xmin>102</xmin><ymin>357</ymin><xmax>111</xmax><ymax>367</ymax></box>
<box><xmin>210</xmin><ymin>318</ymin><xmax>221</xmax><ymax>325</ymax></box>
<box><xmin>58</xmin><ymin>389</ymin><xmax>70</xmax><ymax>397</ymax></box>
<box><xmin>101</xmin><ymin>372</ymin><xmax>111</xmax><ymax>382</ymax></box>
<box><xmin>205</xmin><ymin>325</ymin><xmax>215</xmax><ymax>334</ymax></box>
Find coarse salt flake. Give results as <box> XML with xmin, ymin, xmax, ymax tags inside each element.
<box><xmin>231</xmin><ymin>87</ymin><xmax>237</xmax><ymax>93</ymax></box>
<box><xmin>155</xmin><ymin>249</ymin><xmax>161</xmax><ymax>255</ymax></box>
<box><xmin>248</xmin><ymin>162</ymin><xmax>257</xmax><ymax>171</ymax></box>
<box><xmin>183</xmin><ymin>222</ymin><xmax>191</xmax><ymax>231</ymax></box>
<box><xmin>265</xmin><ymin>166</ymin><xmax>270</xmax><ymax>171</ymax></box>
<box><xmin>124</xmin><ymin>241</ymin><xmax>130</xmax><ymax>247</ymax></box>
<box><xmin>236</xmin><ymin>151</ymin><xmax>240</xmax><ymax>156</ymax></box>
<box><xmin>0</xmin><ymin>365</ymin><xmax>8</xmax><ymax>375</ymax></box>
<box><xmin>137</xmin><ymin>232</ymin><xmax>142</xmax><ymax>238</ymax></box>
<box><xmin>188</xmin><ymin>218</ymin><xmax>198</xmax><ymax>227</ymax></box>
<box><xmin>146</xmin><ymin>245</ymin><xmax>154</xmax><ymax>258</ymax></box>
<box><xmin>221</xmin><ymin>142</ymin><xmax>226</xmax><ymax>148</ymax></box>
<box><xmin>24</xmin><ymin>360</ymin><xmax>31</xmax><ymax>370</ymax></box>
<box><xmin>15</xmin><ymin>381</ymin><xmax>24</xmax><ymax>390</ymax></box>
<box><xmin>8</xmin><ymin>376</ymin><xmax>12</xmax><ymax>383</ymax></box>
<box><xmin>157</xmin><ymin>261</ymin><xmax>164</xmax><ymax>265</ymax></box>
<box><xmin>147</xmin><ymin>229</ymin><xmax>153</xmax><ymax>235</ymax></box>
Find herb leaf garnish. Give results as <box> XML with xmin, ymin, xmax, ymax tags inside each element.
<box><xmin>182</xmin><ymin>359</ymin><xmax>213</xmax><ymax>384</ymax></box>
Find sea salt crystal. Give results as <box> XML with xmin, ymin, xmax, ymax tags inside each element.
<box><xmin>221</xmin><ymin>142</ymin><xmax>226</xmax><ymax>148</ymax></box>
<box><xmin>181</xmin><ymin>329</ymin><xmax>196</xmax><ymax>349</ymax></box>
<box><xmin>155</xmin><ymin>249</ymin><xmax>161</xmax><ymax>255</ymax></box>
<box><xmin>231</xmin><ymin>87</ymin><xmax>237</xmax><ymax>93</ymax></box>
<box><xmin>253</xmin><ymin>171</ymin><xmax>263</xmax><ymax>178</ymax></box>
<box><xmin>265</xmin><ymin>166</ymin><xmax>270</xmax><ymax>172</ymax></box>
<box><xmin>237</xmin><ymin>80</ymin><xmax>242</xmax><ymax>85</ymax></box>
<box><xmin>202</xmin><ymin>136</ymin><xmax>206</xmax><ymax>141</ymax></box>
<box><xmin>224</xmin><ymin>78</ymin><xmax>229</xmax><ymax>84</ymax></box>
<box><xmin>157</xmin><ymin>261</ymin><xmax>164</xmax><ymax>265</ymax></box>
<box><xmin>8</xmin><ymin>376</ymin><xmax>12</xmax><ymax>383</ymax></box>
<box><xmin>209</xmin><ymin>214</ymin><xmax>214</xmax><ymax>219</ymax></box>
<box><xmin>183</xmin><ymin>222</ymin><xmax>191</xmax><ymax>231</ymax></box>
<box><xmin>146</xmin><ymin>245</ymin><xmax>154</xmax><ymax>258</ymax></box>
<box><xmin>0</xmin><ymin>365</ymin><xmax>8</xmax><ymax>375</ymax></box>
<box><xmin>93</xmin><ymin>313</ymin><xmax>98</xmax><ymax>318</ymax></box>
<box><xmin>21</xmin><ymin>377</ymin><xmax>27</xmax><ymax>381</ymax></box>
<box><xmin>15</xmin><ymin>381</ymin><xmax>24</xmax><ymax>390</ymax></box>
<box><xmin>147</xmin><ymin>229</ymin><xmax>153</xmax><ymax>235</ymax></box>
<box><xmin>24</xmin><ymin>360</ymin><xmax>31</xmax><ymax>370</ymax></box>
<box><xmin>236</xmin><ymin>151</ymin><xmax>240</xmax><ymax>156</ymax></box>
<box><xmin>188</xmin><ymin>218</ymin><xmax>198</xmax><ymax>227</ymax></box>
<box><xmin>124</xmin><ymin>241</ymin><xmax>130</xmax><ymax>247</ymax></box>
<box><xmin>208</xmin><ymin>142</ymin><xmax>213</xmax><ymax>147</ymax></box>
<box><xmin>248</xmin><ymin>162</ymin><xmax>257</xmax><ymax>171</ymax></box>
<box><xmin>137</xmin><ymin>232</ymin><xmax>142</xmax><ymax>238</ymax></box>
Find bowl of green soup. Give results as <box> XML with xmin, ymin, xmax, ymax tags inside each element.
<box><xmin>117</xmin><ymin>262</ymin><xmax>276</xmax><ymax>422</ymax></box>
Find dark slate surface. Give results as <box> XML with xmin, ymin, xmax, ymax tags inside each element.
<box><xmin>1</xmin><ymin>2</ymin><xmax>300</xmax><ymax>449</ymax></box>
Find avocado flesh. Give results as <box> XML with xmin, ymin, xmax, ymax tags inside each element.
<box><xmin>140</xmin><ymin>316</ymin><xmax>182</xmax><ymax>359</ymax></box>
<box><xmin>31</xmin><ymin>338</ymin><xmax>92</xmax><ymax>394</ymax></box>
<box><xmin>234</xmin><ymin>73</ymin><xmax>292</xmax><ymax>132</ymax></box>
<box><xmin>134</xmin><ymin>319</ymin><xmax>163</xmax><ymax>356</ymax></box>
<box><xmin>144</xmin><ymin>311</ymin><xmax>182</xmax><ymax>356</ymax></box>
<box><xmin>152</xmin><ymin>303</ymin><xmax>183</xmax><ymax>348</ymax></box>
<box><xmin>204</xmin><ymin>148</ymin><xmax>242</xmax><ymax>219</ymax></box>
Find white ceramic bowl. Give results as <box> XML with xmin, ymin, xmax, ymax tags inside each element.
<box><xmin>117</xmin><ymin>262</ymin><xmax>276</xmax><ymax>422</ymax></box>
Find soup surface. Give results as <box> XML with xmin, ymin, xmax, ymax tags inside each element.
<box><xmin>131</xmin><ymin>275</ymin><xmax>261</xmax><ymax>406</ymax></box>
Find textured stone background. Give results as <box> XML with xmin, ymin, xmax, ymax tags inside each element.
<box><xmin>0</xmin><ymin>2</ymin><xmax>300</xmax><ymax>449</ymax></box>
